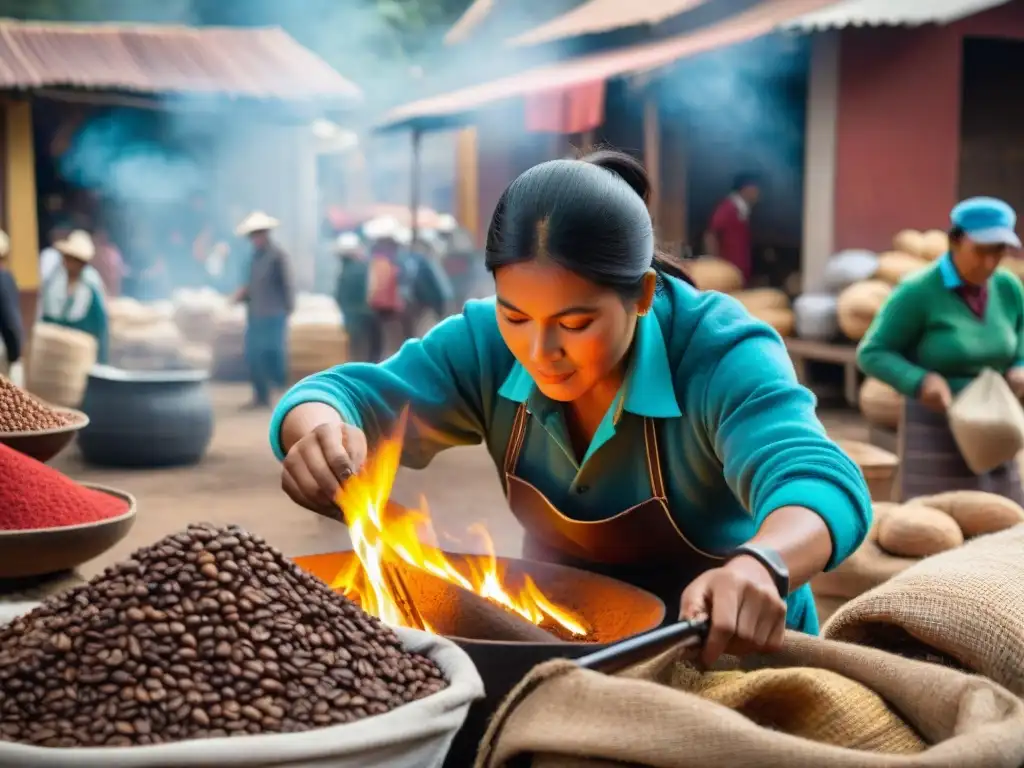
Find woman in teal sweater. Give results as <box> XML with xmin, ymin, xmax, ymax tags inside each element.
<box><xmin>858</xmin><ymin>197</ymin><xmax>1024</xmax><ymax>502</ymax></box>
<box><xmin>271</xmin><ymin>151</ymin><xmax>871</xmax><ymax>664</ymax></box>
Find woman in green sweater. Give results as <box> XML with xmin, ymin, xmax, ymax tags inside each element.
<box><xmin>857</xmin><ymin>197</ymin><xmax>1024</xmax><ymax>502</ymax></box>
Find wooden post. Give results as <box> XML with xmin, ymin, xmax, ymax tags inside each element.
<box><xmin>5</xmin><ymin>100</ymin><xmax>38</xmax><ymax>292</ymax></box>
<box><xmin>643</xmin><ymin>92</ymin><xmax>661</xmax><ymax>222</ymax></box>
<box><xmin>410</xmin><ymin>128</ymin><xmax>423</xmax><ymax>243</ymax></box>
<box><xmin>454</xmin><ymin>127</ymin><xmax>479</xmax><ymax>239</ymax></box>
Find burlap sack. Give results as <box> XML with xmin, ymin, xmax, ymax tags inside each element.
<box><xmin>906</xmin><ymin>490</ymin><xmax>1024</xmax><ymax>538</ymax></box>
<box><xmin>947</xmin><ymin>368</ymin><xmax>1024</xmax><ymax>475</ymax></box>
<box><xmin>731</xmin><ymin>288</ymin><xmax>790</xmax><ymax>312</ymax></box>
<box><xmin>685</xmin><ymin>257</ymin><xmax>743</xmax><ymax>292</ymax></box>
<box><xmin>476</xmin><ymin>631</ymin><xmax>1024</xmax><ymax>768</ymax></box>
<box><xmin>859</xmin><ymin>378</ymin><xmax>903</xmax><ymax>430</ymax></box>
<box><xmin>825</xmin><ymin>524</ymin><xmax>1024</xmax><ymax>696</ymax></box>
<box><xmin>874</xmin><ymin>252</ymin><xmax>929</xmax><ymax>285</ymax></box>
<box><xmin>892</xmin><ymin>230</ymin><xmax>925</xmax><ymax>258</ymax></box>
<box><xmin>812</xmin><ymin>503</ymin><xmax>916</xmax><ymax>599</ymax></box>
<box><xmin>750</xmin><ymin>307</ymin><xmax>795</xmax><ymax>337</ymax></box>
<box><xmin>837</xmin><ymin>280</ymin><xmax>891</xmax><ymax>341</ymax></box>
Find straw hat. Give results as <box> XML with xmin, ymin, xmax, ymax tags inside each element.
<box><xmin>54</xmin><ymin>230</ymin><xmax>95</xmax><ymax>262</ymax></box>
<box><xmin>363</xmin><ymin>216</ymin><xmax>411</xmax><ymax>245</ymax></box>
<box><xmin>335</xmin><ymin>232</ymin><xmax>363</xmax><ymax>255</ymax></box>
<box><xmin>0</xmin><ymin>230</ymin><xmax>9</xmax><ymax>258</ymax></box>
<box><xmin>235</xmin><ymin>211</ymin><xmax>280</xmax><ymax>237</ymax></box>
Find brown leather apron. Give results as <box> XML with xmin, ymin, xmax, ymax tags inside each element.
<box><xmin>504</xmin><ymin>403</ymin><xmax>723</xmax><ymax>622</ymax></box>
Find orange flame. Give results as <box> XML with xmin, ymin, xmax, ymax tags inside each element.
<box><xmin>331</xmin><ymin>409</ymin><xmax>589</xmax><ymax>637</ymax></box>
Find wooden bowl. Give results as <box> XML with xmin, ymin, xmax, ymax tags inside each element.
<box><xmin>0</xmin><ymin>484</ymin><xmax>136</xmax><ymax>579</ymax></box>
<box><xmin>0</xmin><ymin>407</ymin><xmax>90</xmax><ymax>463</ymax></box>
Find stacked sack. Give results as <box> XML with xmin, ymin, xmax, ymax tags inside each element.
<box><xmin>289</xmin><ymin>293</ymin><xmax>348</xmax><ymax>382</ymax></box>
<box><xmin>683</xmin><ymin>257</ymin><xmax>795</xmax><ymax>337</ymax></box>
<box><xmin>812</xmin><ymin>491</ymin><xmax>1024</xmax><ymax>610</ymax></box>
<box><xmin>211</xmin><ymin>303</ymin><xmax>248</xmax><ymax>381</ymax></box>
<box><xmin>25</xmin><ymin>323</ymin><xmax>97</xmax><ymax>408</ymax></box>
<box><xmin>106</xmin><ymin>298</ymin><xmax>188</xmax><ymax>371</ymax></box>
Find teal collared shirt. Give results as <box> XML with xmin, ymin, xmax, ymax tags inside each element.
<box><xmin>938</xmin><ymin>251</ymin><xmax>964</xmax><ymax>289</ymax></box>
<box><xmin>270</xmin><ymin>277</ymin><xmax>873</xmax><ymax>635</ymax></box>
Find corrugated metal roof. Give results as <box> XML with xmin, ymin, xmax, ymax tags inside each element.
<box><xmin>380</xmin><ymin>0</ymin><xmax>839</xmax><ymax>132</ymax></box>
<box><xmin>509</xmin><ymin>0</ymin><xmax>710</xmax><ymax>47</ymax></box>
<box><xmin>783</xmin><ymin>0</ymin><xmax>1011</xmax><ymax>30</ymax></box>
<box><xmin>444</xmin><ymin>0</ymin><xmax>497</xmax><ymax>44</ymax></box>
<box><xmin>0</xmin><ymin>20</ymin><xmax>360</xmax><ymax>101</ymax></box>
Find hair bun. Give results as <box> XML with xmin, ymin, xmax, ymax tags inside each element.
<box><xmin>583</xmin><ymin>149</ymin><xmax>651</xmax><ymax>206</ymax></box>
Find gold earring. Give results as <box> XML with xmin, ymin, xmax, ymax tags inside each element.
<box><xmin>637</xmin><ymin>308</ymin><xmax>649</xmax><ymax>317</ymax></box>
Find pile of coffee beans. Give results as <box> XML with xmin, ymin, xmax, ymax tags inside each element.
<box><xmin>0</xmin><ymin>376</ymin><xmax>75</xmax><ymax>432</ymax></box>
<box><xmin>0</xmin><ymin>523</ymin><xmax>447</xmax><ymax>748</ymax></box>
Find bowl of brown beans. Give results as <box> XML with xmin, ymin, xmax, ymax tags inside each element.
<box><xmin>0</xmin><ymin>376</ymin><xmax>90</xmax><ymax>463</ymax></box>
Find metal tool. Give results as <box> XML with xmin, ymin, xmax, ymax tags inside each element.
<box><xmin>575</xmin><ymin>617</ymin><xmax>710</xmax><ymax>675</ymax></box>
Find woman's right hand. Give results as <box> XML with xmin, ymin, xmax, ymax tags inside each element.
<box><xmin>281</xmin><ymin>422</ymin><xmax>368</xmax><ymax>517</ymax></box>
<box><xmin>919</xmin><ymin>372</ymin><xmax>953</xmax><ymax>413</ymax></box>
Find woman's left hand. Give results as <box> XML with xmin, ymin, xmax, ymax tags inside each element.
<box><xmin>680</xmin><ymin>556</ymin><xmax>787</xmax><ymax>666</ymax></box>
<box><xmin>1006</xmin><ymin>367</ymin><xmax>1024</xmax><ymax>399</ymax></box>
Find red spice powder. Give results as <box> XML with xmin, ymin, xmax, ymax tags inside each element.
<box><xmin>0</xmin><ymin>444</ymin><xmax>130</xmax><ymax>531</ymax></box>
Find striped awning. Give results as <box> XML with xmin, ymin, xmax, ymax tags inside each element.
<box><xmin>782</xmin><ymin>0</ymin><xmax>1011</xmax><ymax>30</ymax></box>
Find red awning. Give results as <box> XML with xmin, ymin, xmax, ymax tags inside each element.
<box><xmin>379</xmin><ymin>0</ymin><xmax>840</xmax><ymax>133</ymax></box>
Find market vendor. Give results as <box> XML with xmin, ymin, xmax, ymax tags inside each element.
<box><xmin>857</xmin><ymin>196</ymin><xmax>1024</xmax><ymax>503</ymax></box>
<box><xmin>269</xmin><ymin>150</ymin><xmax>872</xmax><ymax>664</ymax></box>
<box><xmin>41</xmin><ymin>230</ymin><xmax>109</xmax><ymax>364</ymax></box>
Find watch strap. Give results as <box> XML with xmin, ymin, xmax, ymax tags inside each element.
<box><xmin>728</xmin><ymin>544</ymin><xmax>790</xmax><ymax>598</ymax></box>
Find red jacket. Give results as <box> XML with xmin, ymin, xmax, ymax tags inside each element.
<box><xmin>709</xmin><ymin>195</ymin><xmax>752</xmax><ymax>282</ymax></box>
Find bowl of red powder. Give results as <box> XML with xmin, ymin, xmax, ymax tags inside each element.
<box><xmin>0</xmin><ymin>376</ymin><xmax>89</xmax><ymax>463</ymax></box>
<box><xmin>0</xmin><ymin>444</ymin><xmax>136</xmax><ymax>578</ymax></box>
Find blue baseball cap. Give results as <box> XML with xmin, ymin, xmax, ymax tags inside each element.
<box><xmin>950</xmin><ymin>197</ymin><xmax>1021</xmax><ymax>247</ymax></box>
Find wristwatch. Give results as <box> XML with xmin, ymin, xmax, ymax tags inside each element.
<box><xmin>727</xmin><ymin>544</ymin><xmax>790</xmax><ymax>598</ymax></box>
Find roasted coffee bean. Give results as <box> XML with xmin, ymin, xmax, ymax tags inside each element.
<box><xmin>0</xmin><ymin>524</ymin><xmax>447</xmax><ymax>748</ymax></box>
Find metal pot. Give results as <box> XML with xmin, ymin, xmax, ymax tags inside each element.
<box><xmin>78</xmin><ymin>365</ymin><xmax>214</xmax><ymax>468</ymax></box>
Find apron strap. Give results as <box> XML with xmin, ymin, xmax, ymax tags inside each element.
<box><xmin>503</xmin><ymin>403</ymin><xmax>530</xmax><ymax>475</ymax></box>
<box><xmin>643</xmin><ymin>417</ymin><xmax>667</xmax><ymax>500</ymax></box>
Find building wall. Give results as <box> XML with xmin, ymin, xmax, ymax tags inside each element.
<box><xmin>832</xmin><ymin>2</ymin><xmax>1024</xmax><ymax>252</ymax></box>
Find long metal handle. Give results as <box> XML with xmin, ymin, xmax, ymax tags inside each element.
<box><xmin>575</xmin><ymin>617</ymin><xmax>710</xmax><ymax>675</ymax></box>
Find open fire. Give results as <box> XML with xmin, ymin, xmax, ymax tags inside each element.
<box><xmin>329</xmin><ymin>410</ymin><xmax>590</xmax><ymax>638</ymax></box>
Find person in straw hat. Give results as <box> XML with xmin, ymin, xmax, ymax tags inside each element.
<box><xmin>333</xmin><ymin>232</ymin><xmax>375</xmax><ymax>363</ymax></box>
<box><xmin>41</xmin><ymin>229</ymin><xmax>109</xmax><ymax>363</ymax></box>
<box><xmin>0</xmin><ymin>229</ymin><xmax>23</xmax><ymax>375</ymax></box>
<box><xmin>234</xmin><ymin>211</ymin><xmax>295</xmax><ymax>409</ymax></box>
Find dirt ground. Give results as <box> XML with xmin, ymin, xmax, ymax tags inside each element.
<box><xmin>51</xmin><ymin>383</ymin><xmax>868</xmax><ymax>580</ymax></box>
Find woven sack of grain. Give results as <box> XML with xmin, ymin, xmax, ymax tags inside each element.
<box><xmin>750</xmin><ymin>307</ymin><xmax>795</xmax><ymax>337</ymax></box>
<box><xmin>837</xmin><ymin>280</ymin><xmax>891</xmax><ymax>341</ymax></box>
<box><xmin>685</xmin><ymin>257</ymin><xmax>743</xmax><ymax>293</ymax></box>
<box><xmin>812</xmin><ymin>503</ymin><xmax>916</xmax><ymax>600</ymax></box>
<box><xmin>823</xmin><ymin>250</ymin><xmax>879</xmax><ymax>292</ymax></box>
<box><xmin>876</xmin><ymin>503</ymin><xmax>964</xmax><ymax>557</ymax></box>
<box><xmin>173</xmin><ymin>288</ymin><xmax>228</xmax><ymax>345</ymax></box>
<box><xmin>477</xmin><ymin>628</ymin><xmax>1024</xmax><ymax>768</ymax></box>
<box><xmin>731</xmin><ymin>288</ymin><xmax>790</xmax><ymax>312</ymax></box>
<box><xmin>0</xmin><ymin>604</ymin><xmax>483</xmax><ymax>768</ymax></box>
<box><xmin>892</xmin><ymin>230</ymin><xmax>925</xmax><ymax>258</ymax></box>
<box><xmin>26</xmin><ymin>323</ymin><xmax>97</xmax><ymax>408</ymax></box>
<box><xmin>793</xmin><ymin>294</ymin><xmax>839</xmax><ymax>341</ymax></box>
<box><xmin>211</xmin><ymin>306</ymin><xmax>248</xmax><ymax>382</ymax></box>
<box><xmin>825</xmin><ymin>524</ymin><xmax>1024</xmax><ymax>697</ymax></box>
<box><xmin>906</xmin><ymin>491</ymin><xmax>1024</xmax><ymax>538</ymax></box>
<box><xmin>858</xmin><ymin>377</ymin><xmax>902</xmax><ymax>429</ymax></box>
<box><xmin>289</xmin><ymin>324</ymin><xmax>348</xmax><ymax>381</ymax></box>
<box><xmin>919</xmin><ymin>230</ymin><xmax>949</xmax><ymax>260</ymax></box>
<box><xmin>875</xmin><ymin>251</ymin><xmax>929</xmax><ymax>285</ymax></box>
<box><xmin>948</xmin><ymin>368</ymin><xmax>1024</xmax><ymax>475</ymax></box>
<box><xmin>112</xmin><ymin>320</ymin><xmax>183</xmax><ymax>353</ymax></box>
<box><xmin>180</xmin><ymin>343</ymin><xmax>213</xmax><ymax>372</ymax></box>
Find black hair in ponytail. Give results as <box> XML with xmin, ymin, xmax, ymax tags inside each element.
<box><xmin>484</xmin><ymin>148</ymin><xmax>694</xmax><ymax>299</ymax></box>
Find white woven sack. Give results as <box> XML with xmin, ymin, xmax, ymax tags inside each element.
<box><xmin>0</xmin><ymin>602</ymin><xmax>483</xmax><ymax>768</ymax></box>
<box><xmin>948</xmin><ymin>368</ymin><xmax>1024</xmax><ymax>475</ymax></box>
<box><xmin>793</xmin><ymin>293</ymin><xmax>839</xmax><ymax>341</ymax></box>
<box><xmin>823</xmin><ymin>250</ymin><xmax>879</xmax><ymax>292</ymax></box>
<box><xmin>26</xmin><ymin>323</ymin><xmax>97</xmax><ymax>407</ymax></box>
